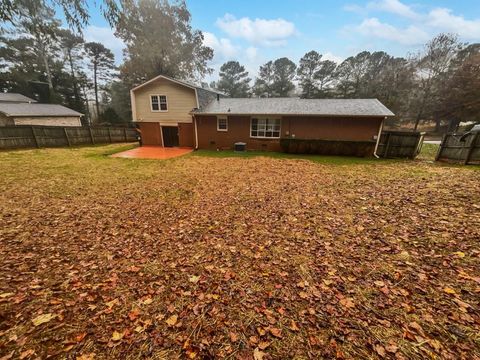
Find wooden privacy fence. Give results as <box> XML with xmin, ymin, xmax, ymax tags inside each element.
<box><xmin>0</xmin><ymin>125</ymin><xmax>138</xmax><ymax>149</ymax></box>
<box><xmin>435</xmin><ymin>132</ymin><xmax>480</xmax><ymax>165</ymax></box>
<box><xmin>376</xmin><ymin>130</ymin><xmax>425</xmax><ymax>159</ymax></box>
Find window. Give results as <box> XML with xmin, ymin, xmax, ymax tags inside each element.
<box><xmin>251</xmin><ymin>118</ymin><xmax>281</xmax><ymax>138</ymax></box>
<box><xmin>217</xmin><ymin>117</ymin><xmax>228</xmax><ymax>131</ymax></box>
<box><xmin>150</xmin><ymin>95</ymin><xmax>168</xmax><ymax>111</ymax></box>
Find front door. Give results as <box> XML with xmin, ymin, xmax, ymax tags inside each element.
<box><xmin>162</xmin><ymin>126</ymin><xmax>179</xmax><ymax>147</ymax></box>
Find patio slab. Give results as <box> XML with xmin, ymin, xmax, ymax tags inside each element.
<box><xmin>112</xmin><ymin>146</ymin><xmax>193</xmax><ymax>159</ymax></box>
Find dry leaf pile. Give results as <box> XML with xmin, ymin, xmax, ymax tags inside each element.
<box><xmin>0</xmin><ymin>145</ymin><xmax>479</xmax><ymax>359</ymax></box>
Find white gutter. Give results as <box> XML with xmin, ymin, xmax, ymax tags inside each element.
<box><xmin>373</xmin><ymin>117</ymin><xmax>385</xmax><ymax>158</ymax></box>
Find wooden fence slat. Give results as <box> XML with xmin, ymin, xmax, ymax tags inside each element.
<box><xmin>64</xmin><ymin>127</ymin><xmax>71</xmax><ymax>147</ymax></box>
<box><xmin>31</xmin><ymin>126</ymin><xmax>39</xmax><ymax>148</ymax></box>
<box><xmin>464</xmin><ymin>132</ymin><xmax>479</xmax><ymax>165</ymax></box>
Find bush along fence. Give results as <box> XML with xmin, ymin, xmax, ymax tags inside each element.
<box><xmin>435</xmin><ymin>132</ymin><xmax>480</xmax><ymax>165</ymax></box>
<box><xmin>280</xmin><ymin>138</ymin><xmax>376</xmax><ymax>157</ymax></box>
<box><xmin>375</xmin><ymin>130</ymin><xmax>425</xmax><ymax>159</ymax></box>
<box><xmin>0</xmin><ymin>125</ymin><xmax>139</xmax><ymax>149</ymax></box>
<box><xmin>279</xmin><ymin>131</ymin><xmax>425</xmax><ymax>158</ymax></box>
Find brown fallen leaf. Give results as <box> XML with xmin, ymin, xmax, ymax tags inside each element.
<box><xmin>74</xmin><ymin>332</ymin><xmax>87</xmax><ymax>342</ymax></box>
<box><xmin>443</xmin><ymin>287</ymin><xmax>456</xmax><ymax>295</ymax></box>
<box><xmin>111</xmin><ymin>331</ymin><xmax>124</xmax><ymax>341</ymax></box>
<box><xmin>19</xmin><ymin>349</ymin><xmax>35</xmax><ymax>359</ymax></box>
<box><xmin>253</xmin><ymin>348</ymin><xmax>266</xmax><ymax>360</ymax></box>
<box><xmin>375</xmin><ymin>344</ymin><xmax>386</xmax><ymax>357</ymax></box>
<box><xmin>188</xmin><ymin>275</ymin><xmax>200</xmax><ymax>283</ymax></box>
<box><xmin>229</xmin><ymin>331</ymin><xmax>239</xmax><ymax>342</ymax></box>
<box><xmin>385</xmin><ymin>344</ymin><xmax>398</xmax><ymax>353</ymax></box>
<box><xmin>374</xmin><ymin>280</ymin><xmax>385</xmax><ymax>287</ymax></box>
<box><xmin>76</xmin><ymin>353</ymin><xmax>96</xmax><ymax>360</ymax></box>
<box><xmin>142</xmin><ymin>297</ymin><xmax>153</xmax><ymax>305</ymax></box>
<box><xmin>257</xmin><ymin>327</ymin><xmax>267</xmax><ymax>336</ymax></box>
<box><xmin>258</xmin><ymin>341</ymin><xmax>271</xmax><ymax>350</ymax></box>
<box><xmin>289</xmin><ymin>320</ymin><xmax>300</xmax><ymax>331</ymax></box>
<box><xmin>339</xmin><ymin>298</ymin><xmax>355</xmax><ymax>309</ymax></box>
<box><xmin>269</xmin><ymin>327</ymin><xmax>282</xmax><ymax>338</ymax></box>
<box><xmin>165</xmin><ymin>314</ymin><xmax>178</xmax><ymax>326</ymax></box>
<box><xmin>128</xmin><ymin>309</ymin><xmax>140</xmax><ymax>321</ymax></box>
<box><xmin>32</xmin><ymin>313</ymin><xmax>56</xmax><ymax>326</ymax></box>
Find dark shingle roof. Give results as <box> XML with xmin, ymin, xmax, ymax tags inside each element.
<box><xmin>196</xmin><ymin>98</ymin><xmax>394</xmax><ymax>117</ymax></box>
<box><xmin>131</xmin><ymin>75</ymin><xmax>225</xmax><ymax>95</ymax></box>
<box><xmin>0</xmin><ymin>103</ymin><xmax>82</xmax><ymax>117</ymax></box>
<box><xmin>0</xmin><ymin>93</ymin><xmax>37</xmax><ymax>103</ymax></box>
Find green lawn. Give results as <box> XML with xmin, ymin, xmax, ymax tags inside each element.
<box><xmin>0</xmin><ymin>144</ymin><xmax>479</xmax><ymax>359</ymax></box>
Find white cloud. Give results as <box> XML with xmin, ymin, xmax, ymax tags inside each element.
<box><xmin>355</xmin><ymin>17</ymin><xmax>429</xmax><ymax>45</ymax></box>
<box><xmin>203</xmin><ymin>32</ymin><xmax>239</xmax><ymax>60</ymax></box>
<box><xmin>427</xmin><ymin>8</ymin><xmax>480</xmax><ymax>39</ymax></box>
<box><xmin>216</xmin><ymin>13</ymin><xmax>296</xmax><ymax>46</ymax></box>
<box><xmin>322</xmin><ymin>52</ymin><xmax>343</xmax><ymax>64</ymax></box>
<box><xmin>245</xmin><ymin>47</ymin><xmax>258</xmax><ymax>61</ymax></box>
<box><xmin>84</xmin><ymin>25</ymin><xmax>125</xmax><ymax>64</ymax></box>
<box><xmin>367</xmin><ymin>0</ymin><xmax>419</xmax><ymax>19</ymax></box>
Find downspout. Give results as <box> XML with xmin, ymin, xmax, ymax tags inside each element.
<box><xmin>193</xmin><ymin>115</ymin><xmax>199</xmax><ymax>150</ymax></box>
<box><xmin>373</xmin><ymin>117</ymin><xmax>385</xmax><ymax>158</ymax></box>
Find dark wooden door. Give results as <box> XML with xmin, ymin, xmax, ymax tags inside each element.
<box><xmin>162</xmin><ymin>126</ymin><xmax>179</xmax><ymax>147</ymax></box>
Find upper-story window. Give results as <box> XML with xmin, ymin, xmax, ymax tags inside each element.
<box><xmin>151</xmin><ymin>95</ymin><xmax>168</xmax><ymax>111</ymax></box>
<box><xmin>217</xmin><ymin>117</ymin><xmax>228</xmax><ymax>131</ymax></box>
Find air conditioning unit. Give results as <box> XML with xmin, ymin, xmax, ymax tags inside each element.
<box><xmin>234</xmin><ymin>142</ymin><xmax>246</xmax><ymax>152</ymax></box>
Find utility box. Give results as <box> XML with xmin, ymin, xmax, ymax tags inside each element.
<box><xmin>234</xmin><ymin>142</ymin><xmax>246</xmax><ymax>152</ymax></box>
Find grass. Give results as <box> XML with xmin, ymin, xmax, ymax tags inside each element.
<box><xmin>0</xmin><ymin>144</ymin><xmax>479</xmax><ymax>359</ymax></box>
<box><xmin>192</xmin><ymin>149</ymin><xmax>398</xmax><ymax>165</ymax></box>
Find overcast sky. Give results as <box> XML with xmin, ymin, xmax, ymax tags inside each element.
<box><xmin>79</xmin><ymin>0</ymin><xmax>480</xmax><ymax>81</ymax></box>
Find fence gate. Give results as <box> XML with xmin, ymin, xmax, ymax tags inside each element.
<box><xmin>435</xmin><ymin>132</ymin><xmax>480</xmax><ymax>165</ymax></box>
<box><xmin>376</xmin><ymin>130</ymin><xmax>425</xmax><ymax>159</ymax></box>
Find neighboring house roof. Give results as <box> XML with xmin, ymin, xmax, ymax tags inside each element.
<box><xmin>0</xmin><ymin>103</ymin><xmax>83</xmax><ymax>117</ymax></box>
<box><xmin>131</xmin><ymin>74</ymin><xmax>224</xmax><ymax>95</ymax></box>
<box><xmin>0</xmin><ymin>93</ymin><xmax>37</xmax><ymax>103</ymax></box>
<box><xmin>195</xmin><ymin>98</ymin><xmax>395</xmax><ymax>117</ymax></box>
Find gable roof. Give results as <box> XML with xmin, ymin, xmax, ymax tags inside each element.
<box><xmin>194</xmin><ymin>98</ymin><xmax>394</xmax><ymax>117</ymax></box>
<box><xmin>0</xmin><ymin>93</ymin><xmax>37</xmax><ymax>103</ymax></box>
<box><xmin>0</xmin><ymin>103</ymin><xmax>82</xmax><ymax>117</ymax></box>
<box><xmin>131</xmin><ymin>74</ymin><xmax>224</xmax><ymax>95</ymax></box>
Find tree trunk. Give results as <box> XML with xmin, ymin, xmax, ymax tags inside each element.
<box><xmin>68</xmin><ymin>51</ymin><xmax>81</xmax><ymax>109</ymax></box>
<box><xmin>38</xmin><ymin>39</ymin><xmax>54</xmax><ymax>101</ymax></box>
<box><xmin>93</xmin><ymin>61</ymin><xmax>99</xmax><ymax>122</ymax></box>
<box><xmin>81</xmin><ymin>84</ymin><xmax>91</xmax><ymax>126</ymax></box>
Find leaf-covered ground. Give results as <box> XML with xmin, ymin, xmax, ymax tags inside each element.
<box><xmin>0</xmin><ymin>144</ymin><xmax>479</xmax><ymax>359</ymax></box>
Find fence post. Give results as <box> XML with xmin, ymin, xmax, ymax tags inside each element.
<box><xmin>435</xmin><ymin>134</ymin><xmax>447</xmax><ymax>161</ymax></box>
<box><xmin>108</xmin><ymin>127</ymin><xmax>112</xmax><ymax>143</ymax></box>
<box><xmin>383</xmin><ymin>133</ymin><xmax>391</xmax><ymax>158</ymax></box>
<box><xmin>124</xmin><ymin>128</ymin><xmax>128</xmax><ymax>142</ymax></box>
<box><xmin>89</xmin><ymin>127</ymin><xmax>95</xmax><ymax>144</ymax></box>
<box><xmin>31</xmin><ymin>126</ymin><xmax>39</xmax><ymax>148</ymax></box>
<box><xmin>464</xmin><ymin>132</ymin><xmax>479</xmax><ymax>165</ymax></box>
<box><xmin>64</xmin><ymin>127</ymin><xmax>71</xmax><ymax>147</ymax></box>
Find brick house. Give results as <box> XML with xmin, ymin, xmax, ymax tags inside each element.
<box><xmin>130</xmin><ymin>75</ymin><xmax>394</xmax><ymax>155</ymax></box>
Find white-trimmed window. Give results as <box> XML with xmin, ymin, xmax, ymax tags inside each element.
<box><xmin>251</xmin><ymin>118</ymin><xmax>281</xmax><ymax>138</ymax></box>
<box><xmin>151</xmin><ymin>95</ymin><xmax>168</xmax><ymax>111</ymax></box>
<box><xmin>217</xmin><ymin>117</ymin><xmax>228</xmax><ymax>131</ymax></box>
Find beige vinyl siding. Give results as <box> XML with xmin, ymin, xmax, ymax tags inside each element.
<box><xmin>133</xmin><ymin>78</ymin><xmax>196</xmax><ymax>124</ymax></box>
<box><xmin>13</xmin><ymin>116</ymin><xmax>82</xmax><ymax>127</ymax></box>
